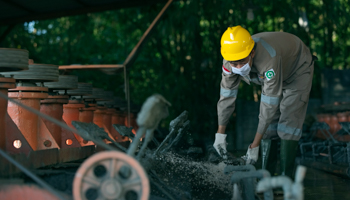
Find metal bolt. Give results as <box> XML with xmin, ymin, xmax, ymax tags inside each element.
<box><xmin>44</xmin><ymin>140</ymin><xmax>52</xmax><ymax>147</ymax></box>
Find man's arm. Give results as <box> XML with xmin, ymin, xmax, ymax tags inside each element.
<box><xmin>217</xmin><ymin>60</ymin><xmax>241</xmax><ymax>129</ymax></box>
<box><xmin>217</xmin><ymin>125</ymin><xmax>226</xmax><ymax>134</ymax></box>
<box><xmin>213</xmin><ymin>60</ymin><xmax>241</xmax><ymax>157</ymax></box>
<box><xmin>251</xmin><ymin>57</ymin><xmax>283</xmax><ymax>147</ymax></box>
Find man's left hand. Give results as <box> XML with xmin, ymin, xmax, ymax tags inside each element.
<box><xmin>242</xmin><ymin>144</ymin><xmax>259</xmax><ymax>165</ymax></box>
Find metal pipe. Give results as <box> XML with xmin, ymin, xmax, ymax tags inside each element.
<box><xmin>127</xmin><ymin>127</ymin><xmax>146</xmax><ymax>157</ymax></box>
<box><xmin>232</xmin><ymin>183</ymin><xmax>243</xmax><ymax>200</ymax></box>
<box><xmin>256</xmin><ymin>165</ymin><xmax>307</xmax><ymax>200</ymax></box>
<box><xmin>257</xmin><ymin>176</ymin><xmax>293</xmax><ymax>200</ymax></box>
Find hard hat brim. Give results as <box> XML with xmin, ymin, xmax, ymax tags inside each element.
<box><xmin>221</xmin><ymin>45</ymin><xmax>254</xmax><ymax>61</ymax></box>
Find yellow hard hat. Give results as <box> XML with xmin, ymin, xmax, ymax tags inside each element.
<box><xmin>220</xmin><ymin>26</ymin><xmax>254</xmax><ymax>61</ymax></box>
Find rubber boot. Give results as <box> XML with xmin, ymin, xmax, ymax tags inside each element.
<box><xmin>260</xmin><ymin>139</ymin><xmax>278</xmax><ymax>176</ymax></box>
<box><xmin>280</xmin><ymin>140</ymin><xmax>299</xmax><ymax>179</ymax></box>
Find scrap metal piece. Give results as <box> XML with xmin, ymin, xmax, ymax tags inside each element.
<box><xmin>128</xmin><ymin>94</ymin><xmax>171</xmax><ymax>158</ymax></box>
<box><xmin>72</xmin><ymin>121</ymin><xmax>127</xmax><ymax>152</ymax></box>
<box><xmin>160</xmin><ymin>120</ymin><xmax>190</xmax><ymax>154</ymax></box>
<box><xmin>113</xmin><ymin>124</ymin><xmax>135</xmax><ymax>140</ymax></box>
<box><xmin>73</xmin><ymin>151</ymin><xmax>150</xmax><ymax>200</ymax></box>
<box><xmin>153</xmin><ymin>110</ymin><xmax>188</xmax><ymax>155</ymax></box>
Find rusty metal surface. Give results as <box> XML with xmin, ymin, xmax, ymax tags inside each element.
<box><xmin>0</xmin><ymin>91</ymin><xmax>115</xmax><ymax>153</ymax></box>
<box><xmin>0</xmin><ymin>77</ymin><xmax>16</xmax><ymax>87</ymax></box>
<box><xmin>5</xmin><ymin>112</ymin><xmax>33</xmax><ymax>154</ymax></box>
<box><xmin>7</xmin><ymin>92</ymin><xmax>47</xmax><ymax>150</ymax></box>
<box><xmin>8</xmin><ymin>91</ymin><xmax>49</xmax><ymax>99</ymax></box>
<box><xmin>73</xmin><ymin>151</ymin><xmax>150</xmax><ymax>200</ymax></box>
<box><xmin>111</xmin><ymin>112</ymin><xmax>126</xmax><ymax>142</ymax></box>
<box><xmin>60</xmin><ymin>124</ymin><xmax>83</xmax><ymax>148</ymax></box>
<box><xmin>9</xmin><ymin>86</ymin><xmax>49</xmax><ymax>92</ymax></box>
<box><xmin>62</xmin><ymin>101</ymin><xmax>91</xmax><ymax>146</ymax></box>
<box><xmin>93</xmin><ymin>106</ymin><xmax>116</xmax><ymax>141</ymax></box>
<box><xmin>40</xmin><ymin>102</ymin><xmax>65</xmax><ymax>147</ymax></box>
<box><xmin>58</xmin><ymin>145</ymin><xmax>95</xmax><ymax>163</ymax></box>
<box><xmin>79</xmin><ymin>105</ymin><xmax>96</xmax><ymax>123</ymax></box>
<box><xmin>37</xmin><ymin>117</ymin><xmax>61</xmax><ymax>150</ymax></box>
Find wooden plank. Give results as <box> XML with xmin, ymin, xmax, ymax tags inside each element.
<box><xmin>59</xmin><ymin>64</ymin><xmax>124</xmax><ymax>70</ymax></box>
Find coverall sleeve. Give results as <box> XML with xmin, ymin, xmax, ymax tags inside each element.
<box><xmin>257</xmin><ymin>56</ymin><xmax>283</xmax><ymax>134</ymax></box>
<box><xmin>217</xmin><ymin>60</ymin><xmax>241</xmax><ymax>126</ymax></box>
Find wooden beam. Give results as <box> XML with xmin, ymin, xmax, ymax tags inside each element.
<box><xmin>58</xmin><ymin>64</ymin><xmax>124</xmax><ymax>70</ymax></box>
<box><xmin>123</xmin><ymin>0</ymin><xmax>173</xmax><ymax>68</ymax></box>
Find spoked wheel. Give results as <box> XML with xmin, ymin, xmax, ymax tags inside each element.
<box><xmin>73</xmin><ymin>151</ymin><xmax>149</xmax><ymax>200</ymax></box>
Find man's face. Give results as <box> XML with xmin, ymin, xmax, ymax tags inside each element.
<box><xmin>228</xmin><ymin>56</ymin><xmax>250</xmax><ymax>69</ymax></box>
<box><xmin>228</xmin><ymin>50</ymin><xmax>255</xmax><ymax>68</ymax></box>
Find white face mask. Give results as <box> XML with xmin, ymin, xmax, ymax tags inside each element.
<box><xmin>231</xmin><ymin>56</ymin><xmax>251</xmax><ymax>76</ymax></box>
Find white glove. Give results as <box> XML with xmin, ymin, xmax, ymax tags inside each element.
<box><xmin>213</xmin><ymin>133</ymin><xmax>228</xmax><ymax>159</ymax></box>
<box><xmin>242</xmin><ymin>144</ymin><xmax>259</xmax><ymax>165</ymax></box>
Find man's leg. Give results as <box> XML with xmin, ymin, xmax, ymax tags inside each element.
<box><xmin>278</xmin><ymin>61</ymin><xmax>314</xmax><ymax>178</ymax></box>
<box><xmin>261</xmin><ymin>110</ymin><xmax>280</xmax><ymax>176</ymax></box>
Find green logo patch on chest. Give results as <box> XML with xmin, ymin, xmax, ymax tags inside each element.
<box><xmin>265</xmin><ymin>69</ymin><xmax>275</xmax><ymax>81</ymax></box>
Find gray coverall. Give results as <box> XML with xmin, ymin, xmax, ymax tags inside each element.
<box><xmin>217</xmin><ymin>32</ymin><xmax>314</xmax><ymax>141</ymax></box>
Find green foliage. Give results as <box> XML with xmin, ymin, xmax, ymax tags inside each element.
<box><xmin>1</xmin><ymin>0</ymin><xmax>350</xmax><ymax>139</ymax></box>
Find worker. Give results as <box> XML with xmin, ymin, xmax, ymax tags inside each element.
<box><xmin>213</xmin><ymin>25</ymin><xmax>315</xmax><ymax>178</ymax></box>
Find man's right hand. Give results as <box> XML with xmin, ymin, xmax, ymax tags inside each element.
<box><xmin>213</xmin><ymin>133</ymin><xmax>228</xmax><ymax>159</ymax></box>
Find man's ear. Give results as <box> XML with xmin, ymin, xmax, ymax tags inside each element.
<box><xmin>251</xmin><ymin>49</ymin><xmax>256</xmax><ymax>59</ymax></box>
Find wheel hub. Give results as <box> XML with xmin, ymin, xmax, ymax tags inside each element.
<box><xmin>101</xmin><ymin>179</ymin><xmax>122</xmax><ymax>199</ymax></box>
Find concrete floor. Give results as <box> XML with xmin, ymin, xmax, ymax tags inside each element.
<box><xmin>303</xmin><ymin>168</ymin><xmax>350</xmax><ymax>200</ymax></box>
